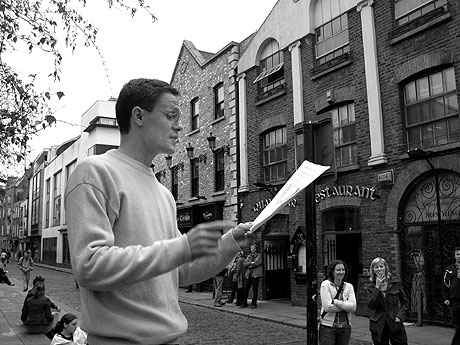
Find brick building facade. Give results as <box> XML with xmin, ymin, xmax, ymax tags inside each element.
<box><xmin>237</xmin><ymin>0</ymin><xmax>460</xmax><ymax>326</ymax></box>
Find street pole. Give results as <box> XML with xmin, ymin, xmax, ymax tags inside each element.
<box><xmin>304</xmin><ymin>121</ymin><xmax>317</xmax><ymax>344</ymax></box>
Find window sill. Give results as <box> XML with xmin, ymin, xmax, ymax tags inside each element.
<box><xmin>211</xmin><ymin>116</ymin><xmax>225</xmax><ymax>126</ymax></box>
<box><xmin>399</xmin><ymin>141</ymin><xmax>460</xmax><ymax>160</ymax></box>
<box><xmin>311</xmin><ymin>54</ymin><xmax>352</xmax><ymax>80</ymax></box>
<box><xmin>336</xmin><ymin>164</ymin><xmax>360</xmax><ymax>173</ymax></box>
<box><xmin>186</xmin><ymin>128</ymin><xmax>200</xmax><ymax>137</ymax></box>
<box><xmin>212</xmin><ymin>191</ymin><xmax>226</xmax><ymax>197</ymax></box>
<box><xmin>255</xmin><ymin>89</ymin><xmax>287</xmax><ymax>107</ymax></box>
<box><xmin>390</xmin><ymin>9</ymin><xmax>451</xmax><ymax>45</ymax></box>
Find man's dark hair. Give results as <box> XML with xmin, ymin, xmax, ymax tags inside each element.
<box><xmin>115</xmin><ymin>78</ymin><xmax>179</xmax><ymax>134</ymax></box>
<box><xmin>33</xmin><ymin>275</ymin><xmax>45</xmax><ymax>286</ymax></box>
<box><xmin>326</xmin><ymin>260</ymin><xmax>348</xmax><ymax>283</ymax></box>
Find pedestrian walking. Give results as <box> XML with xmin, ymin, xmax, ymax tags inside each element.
<box><xmin>18</xmin><ymin>249</ymin><xmax>34</xmax><ymax>292</ymax></box>
<box><xmin>213</xmin><ymin>267</ymin><xmax>227</xmax><ymax>307</ymax></box>
<box><xmin>443</xmin><ymin>247</ymin><xmax>460</xmax><ymax>345</ymax></box>
<box><xmin>49</xmin><ymin>313</ymin><xmax>87</xmax><ymax>345</ymax></box>
<box><xmin>0</xmin><ymin>267</ymin><xmax>14</xmax><ymax>285</ymax></box>
<box><xmin>227</xmin><ymin>251</ymin><xmax>243</xmax><ymax>304</ymax></box>
<box><xmin>65</xmin><ymin>78</ymin><xmax>254</xmax><ymax>345</ymax></box>
<box><xmin>368</xmin><ymin>257</ymin><xmax>408</xmax><ymax>345</ymax></box>
<box><xmin>319</xmin><ymin>260</ymin><xmax>356</xmax><ymax>345</ymax></box>
<box><xmin>241</xmin><ymin>243</ymin><xmax>263</xmax><ymax>308</ymax></box>
<box><xmin>21</xmin><ymin>280</ymin><xmax>59</xmax><ymax>334</ymax></box>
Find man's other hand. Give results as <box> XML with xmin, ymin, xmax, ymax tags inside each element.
<box><xmin>231</xmin><ymin>222</ymin><xmax>254</xmax><ymax>248</ymax></box>
<box><xmin>187</xmin><ymin>221</ymin><xmax>234</xmax><ymax>260</ymax></box>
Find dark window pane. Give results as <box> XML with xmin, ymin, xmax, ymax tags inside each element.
<box><xmin>431</xmin><ymin>97</ymin><xmax>445</xmax><ymax>119</ymax></box>
<box><xmin>405</xmin><ymin>81</ymin><xmax>417</xmax><ymax>104</ymax></box>
<box><xmin>445</xmin><ymin>94</ymin><xmax>459</xmax><ymax>114</ymax></box>
<box><xmin>316</xmin><ymin>27</ymin><xmax>322</xmax><ymax>42</ymax></box>
<box><xmin>406</xmin><ymin>104</ymin><xmax>421</xmax><ymax>125</ymax></box>
<box><xmin>419</xmin><ymin>102</ymin><xmax>431</xmax><ymax>122</ymax></box>
<box><xmin>448</xmin><ymin>117</ymin><xmax>460</xmax><ymax>142</ymax></box>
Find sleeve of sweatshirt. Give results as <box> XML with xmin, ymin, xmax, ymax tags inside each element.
<box><xmin>178</xmin><ymin>229</ymin><xmax>240</xmax><ymax>286</ymax></box>
<box><xmin>66</xmin><ymin>180</ymin><xmax>191</xmax><ymax>291</ymax></box>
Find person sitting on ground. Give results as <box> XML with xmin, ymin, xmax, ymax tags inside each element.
<box><xmin>25</xmin><ymin>276</ymin><xmax>60</xmax><ymax>310</ymax></box>
<box><xmin>21</xmin><ymin>281</ymin><xmax>59</xmax><ymax>334</ymax></box>
<box><xmin>0</xmin><ymin>267</ymin><xmax>14</xmax><ymax>286</ymax></box>
<box><xmin>49</xmin><ymin>313</ymin><xmax>87</xmax><ymax>345</ymax></box>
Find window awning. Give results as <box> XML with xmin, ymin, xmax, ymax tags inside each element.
<box><xmin>253</xmin><ymin>63</ymin><xmax>284</xmax><ymax>84</ymax></box>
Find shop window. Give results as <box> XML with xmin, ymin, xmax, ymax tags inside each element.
<box><xmin>322</xmin><ymin>207</ymin><xmax>360</xmax><ymax>232</ymax></box>
<box><xmin>254</xmin><ymin>40</ymin><xmax>285</xmax><ymax>99</ymax></box>
<box><xmin>262</xmin><ymin>127</ymin><xmax>287</xmax><ymax>183</ymax></box>
<box><xmin>171</xmin><ymin>166</ymin><xmax>178</xmax><ymax>200</ymax></box>
<box><xmin>403</xmin><ymin>67</ymin><xmax>459</xmax><ymax>150</ymax></box>
<box><xmin>214</xmin><ymin>83</ymin><xmax>224</xmax><ymax>119</ymax></box>
<box><xmin>42</xmin><ymin>237</ymin><xmax>57</xmax><ymax>264</ymax></box>
<box><xmin>191</xmin><ymin>158</ymin><xmax>199</xmax><ymax>197</ymax></box>
<box><xmin>191</xmin><ymin>97</ymin><xmax>199</xmax><ymax>131</ymax></box>
<box><xmin>395</xmin><ymin>0</ymin><xmax>448</xmax><ymax>26</ymax></box>
<box><xmin>331</xmin><ymin>103</ymin><xmax>357</xmax><ymax>168</ymax></box>
<box><xmin>214</xmin><ymin>149</ymin><xmax>224</xmax><ymax>192</ymax></box>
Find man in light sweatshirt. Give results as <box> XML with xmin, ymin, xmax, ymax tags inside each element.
<box><xmin>65</xmin><ymin>78</ymin><xmax>253</xmax><ymax>345</ymax></box>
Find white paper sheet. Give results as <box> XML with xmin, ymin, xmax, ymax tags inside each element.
<box><xmin>248</xmin><ymin>160</ymin><xmax>330</xmax><ymax>234</ymax></box>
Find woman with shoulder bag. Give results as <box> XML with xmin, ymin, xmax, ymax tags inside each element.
<box><xmin>368</xmin><ymin>257</ymin><xmax>408</xmax><ymax>345</ymax></box>
<box><xmin>319</xmin><ymin>260</ymin><xmax>357</xmax><ymax>345</ymax></box>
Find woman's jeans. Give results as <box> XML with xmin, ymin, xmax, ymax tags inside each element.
<box><xmin>319</xmin><ymin>324</ymin><xmax>351</xmax><ymax>345</ymax></box>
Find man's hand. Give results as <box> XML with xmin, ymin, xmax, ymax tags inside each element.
<box><xmin>444</xmin><ymin>299</ymin><xmax>451</xmax><ymax>306</ymax></box>
<box><xmin>187</xmin><ymin>221</ymin><xmax>234</xmax><ymax>260</ymax></box>
<box><xmin>231</xmin><ymin>222</ymin><xmax>254</xmax><ymax>248</ymax></box>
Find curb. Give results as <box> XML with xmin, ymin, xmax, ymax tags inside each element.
<box><xmin>179</xmin><ymin>298</ymin><xmax>307</xmax><ymax>330</ymax></box>
<box><xmin>34</xmin><ymin>263</ymin><xmax>73</xmax><ymax>274</ymax></box>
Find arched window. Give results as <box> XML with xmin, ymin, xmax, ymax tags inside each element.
<box><xmin>395</xmin><ymin>0</ymin><xmax>447</xmax><ymax>26</ymax></box>
<box><xmin>254</xmin><ymin>39</ymin><xmax>285</xmax><ymax>98</ymax></box>
<box><xmin>313</xmin><ymin>0</ymin><xmax>351</xmax><ymax>65</ymax></box>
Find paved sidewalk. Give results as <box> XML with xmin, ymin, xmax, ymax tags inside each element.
<box><xmin>178</xmin><ymin>288</ymin><xmax>455</xmax><ymax>345</ymax></box>
<box><xmin>0</xmin><ymin>275</ymin><xmax>80</xmax><ymax>345</ymax></box>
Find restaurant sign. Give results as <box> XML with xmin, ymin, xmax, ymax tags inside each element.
<box><xmin>315</xmin><ymin>185</ymin><xmax>378</xmax><ymax>203</ymax></box>
<box><xmin>252</xmin><ymin>198</ymin><xmax>297</xmax><ymax>213</ymax></box>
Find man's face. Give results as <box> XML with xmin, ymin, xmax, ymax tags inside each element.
<box><xmin>139</xmin><ymin>92</ymin><xmax>182</xmax><ymax>156</ymax></box>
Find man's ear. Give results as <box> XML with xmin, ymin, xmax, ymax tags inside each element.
<box><xmin>132</xmin><ymin>106</ymin><xmax>144</xmax><ymax>127</ymax></box>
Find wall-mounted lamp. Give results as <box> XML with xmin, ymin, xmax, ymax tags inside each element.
<box><xmin>186</xmin><ymin>143</ymin><xmax>194</xmax><ymax>159</ymax></box>
<box><xmin>207</xmin><ymin>133</ymin><xmax>216</xmax><ymax>151</ymax></box>
<box><xmin>165</xmin><ymin>155</ymin><xmax>172</xmax><ymax>168</ymax></box>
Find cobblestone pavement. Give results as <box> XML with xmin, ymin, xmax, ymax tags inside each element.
<box><xmin>4</xmin><ymin>263</ymin><xmax>369</xmax><ymax>345</ymax></box>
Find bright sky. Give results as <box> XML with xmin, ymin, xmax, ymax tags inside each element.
<box><xmin>14</xmin><ymin>0</ymin><xmax>278</xmax><ymax>175</ymax></box>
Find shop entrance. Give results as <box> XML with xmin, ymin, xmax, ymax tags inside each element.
<box><xmin>401</xmin><ymin>171</ymin><xmax>460</xmax><ymax>325</ymax></box>
<box><xmin>322</xmin><ymin>207</ymin><xmax>362</xmax><ymax>289</ymax></box>
<box><xmin>263</xmin><ymin>236</ymin><xmax>290</xmax><ymax>299</ymax></box>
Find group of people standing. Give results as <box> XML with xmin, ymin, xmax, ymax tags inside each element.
<box><xmin>213</xmin><ymin>243</ymin><xmax>263</xmax><ymax>309</ymax></box>
<box><xmin>319</xmin><ymin>257</ymin><xmax>408</xmax><ymax>345</ymax></box>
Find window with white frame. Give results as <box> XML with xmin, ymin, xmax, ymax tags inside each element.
<box><xmin>53</xmin><ymin>170</ymin><xmax>61</xmax><ymax>226</ymax></box>
<box><xmin>332</xmin><ymin>103</ymin><xmax>357</xmax><ymax>168</ymax></box>
<box><xmin>404</xmin><ymin>67</ymin><xmax>459</xmax><ymax>150</ymax></box>
<box><xmin>262</xmin><ymin>127</ymin><xmax>287</xmax><ymax>183</ymax></box>
<box><xmin>394</xmin><ymin>0</ymin><xmax>448</xmax><ymax>26</ymax></box>
<box><xmin>214</xmin><ymin>149</ymin><xmax>224</xmax><ymax>192</ymax></box>
<box><xmin>314</xmin><ymin>0</ymin><xmax>353</xmax><ymax>65</ymax></box>
<box><xmin>191</xmin><ymin>98</ymin><xmax>199</xmax><ymax>131</ymax></box>
<box><xmin>254</xmin><ymin>40</ymin><xmax>285</xmax><ymax>96</ymax></box>
<box><xmin>31</xmin><ymin>172</ymin><xmax>40</xmax><ymax>227</ymax></box>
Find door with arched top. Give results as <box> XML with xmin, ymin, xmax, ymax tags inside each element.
<box><xmin>401</xmin><ymin>170</ymin><xmax>460</xmax><ymax>324</ymax></box>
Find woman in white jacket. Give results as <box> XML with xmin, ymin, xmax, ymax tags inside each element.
<box><xmin>319</xmin><ymin>260</ymin><xmax>357</xmax><ymax>345</ymax></box>
<box><xmin>50</xmin><ymin>313</ymin><xmax>87</xmax><ymax>345</ymax></box>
